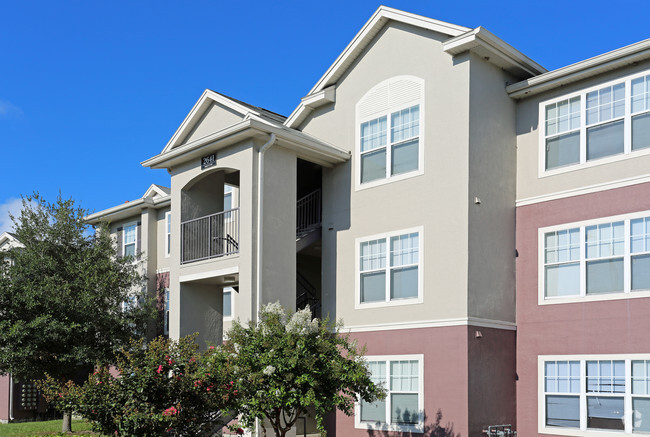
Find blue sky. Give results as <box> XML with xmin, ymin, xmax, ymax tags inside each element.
<box><xmin>1</xmin><ymin>0</ymin><xmax>648</xmax><ymax>233</ymax></box>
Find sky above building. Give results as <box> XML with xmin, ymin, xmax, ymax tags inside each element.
<box><xmin>1</xmin><ymin>0</ymin><xmax>648</xmax><ymax>233</ymax></box>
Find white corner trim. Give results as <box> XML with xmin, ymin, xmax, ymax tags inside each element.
<box><xmin>342</xmin><ymin>317</ymin><xmax>516</xmax><ymax>333</ymax></box>
<box><xmin>156</xmin><ymin>267</ymin><xmax>171</xmax><ymax>274</ymax></box>
<box><xmin>179</xmin><ymin>265</ymin><xmax>239</xmax><ymax>283</ymax></box>
<box><xmin>516</xmin><ymin>174</ymin><xmax>650</xmax><ymax>207</ymax></box>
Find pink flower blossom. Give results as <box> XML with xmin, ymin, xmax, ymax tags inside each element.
<box><xmin>163</xmin><ymin>406</ymin><xmax>178</xmax><ymax>416</ymax></box>
<box><xmin>157</xmin><ymin>365</ymin><xmax>163</xmax><ymax>374</ymax></box>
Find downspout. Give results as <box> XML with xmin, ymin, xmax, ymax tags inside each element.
<box><xmin>255</xmin><ymin>133</ymin><xmax>277</xmax><ymax>322</ymax></box>
<box><xmin>9</xmin><ymin>374</ymin><xmax>14</xmax><ymax>421</ymax></box>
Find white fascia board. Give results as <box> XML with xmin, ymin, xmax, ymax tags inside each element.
<box><xmin>301</xmin><ymin>86</ymin><xmax>336</xmax><ymax>109</ymax></box>
<box><xmin>142</xmin><ymin>118</ymin><xmax>349</xmax><ymax>169</ymax></box>
<box><xmin>285</xmin><ymin>6</ymin><xmax>469</xmax><ymax>129</ymax></box>
<box><xmin>0</xmin><ymin>232</ymin><xmax>22</xmax><ymax>249</ymax></box>
<box><xmin>85</xmin><ymin>197</ymin><xmax>171</xmax><ymax>225</ymax></box>
<box><xmin>142</xmin><ymin>184</ymin><xmax>169</xmax><ymax>199</ymax></box>
<box><xmin>443</xmin><ymin>27</ymin><xmax>546</xmax><ymax>77</ymax></box>
<box><xmin>507</xmin><ymin>38</ymin><xmax>650</xmax><ymax>99</ymax></box>
<box><xmin>161</xmin><ymin>90</ymin><xmax>259</xmax><ymax>154</ymax></box>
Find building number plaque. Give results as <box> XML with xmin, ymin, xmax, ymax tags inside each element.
<box><xmin>201</xmin><ymin>153</ymin><xmax>216</xmax><ymax>170</ymax></box>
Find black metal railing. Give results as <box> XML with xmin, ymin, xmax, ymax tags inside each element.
<box><xmin>181</xmin><ymin>208</ymin><xmax>239</xmax><ymax>264</ymax></box>
<box><xmin>296</xmin><ymin>189</ymin><xmax>321</xmax><ymax>235</ymax></box>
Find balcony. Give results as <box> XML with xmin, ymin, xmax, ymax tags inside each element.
<box><xmin>181</xmin><ymin>208</ymin><xmax>239</xmax><ymax>264</ymax></box>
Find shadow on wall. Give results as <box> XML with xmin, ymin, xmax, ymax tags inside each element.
<box><xmin>365</xmin><ymin>409</ymin><xmax>459</xmax><ymax>437</ymax></box>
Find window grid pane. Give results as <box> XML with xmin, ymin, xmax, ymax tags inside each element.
<box><xmin>586</xmin><ymin>83</ymin><xmax>625</xmax><ymax>126</ymax></box>
<box><xmin>586</xmin><ymin>222</ymin><xmax>625</xmax><ymax>259</ymax></box>
<box><xmin>391</xmin><ymin>105</ymin><xmax>420</xmax><ymax>144</ymax></box>
<box><xmin>587</xmin><ymin>360</ymin><xmax>625</xmax><ymax>393</ymax></box>
<box><xmin>546</xmin><ymin>97</ymin><xmax>581</xmax><ymax>136</ymax></box>
<box><xmin>361</xmin><ymin>116</ymin><xmax>387</xmax><ymax>152</ymax></box>
<box><xmin>390</xmin><ymin>233</ymin><xmax>419</xmax><ymax>267</ymax></box>
<box><xmin>124</xmin><ymin>224</ymin><xmax>136</xmax><ymax>244</ymax></box>
<box><xmin>631</xmin><ymin>75</ymin><xmax>650</xmax><ymax>114</ymax></box>
<box><xmin>545</xmin><ymin>361</ymin><xmax>580</xmax><ymax>394</ymax></box>
<box><xmin>360</xmin><ymin>239</ymin><xmax>387</xmax><ymax>272</ymax></box>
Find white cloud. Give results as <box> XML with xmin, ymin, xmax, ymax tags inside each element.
<box><xmin>0</xmin><ymin>99</ymin><xmax>23</xmax><ymax>118</ymax></box>
<box><xmin>0</xmin><ymin>198</ymin><xmax>24</xmax><ymax>234</ymax></box>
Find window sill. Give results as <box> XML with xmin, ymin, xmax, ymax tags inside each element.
<box><xmin>540</xmin><ymin>426</ymin><xmax>629</xmax><ymax>437</ymax></box>
<box><xmin>356</xmin><ymin>422</ymin><xmax>424</xmax><ymax>433</ymax></box>
<box><xmin>355</xmin><ymin>169</ymin><xmax>424</xmax><ymax>191</ymax></box>
<box><xmin>538</xmin><ymin>289</ymin><xmax>650</xmax><ymax>306</ymax></box>
<box><xmin>355</xmin><ymin>296</ymin><xmax>423</xmax><ymax>310</ymax></box>
<box><xmin>539</xmin><ymin>146</ymin><xmax>650</xmax><ymax>179</ymax></box>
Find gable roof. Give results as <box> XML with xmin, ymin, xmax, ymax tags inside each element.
<box><xmin>284</xmin><ymin>6</ymin><xmax>544</xmax><ymax>129</ymax></box>
<box><xmin>143</xmin><ymin>184</ymin><xmax>170</xmax><ymax>199</ymax></box>
<box><xmin>85</xmin><ymin>186</ymin><xmax>171</xmax><ymax>225</ymax></box>
<box><xmin>162</xmin><ymin>89</ymin><xmax>286</xmax><ymax>154</ymax></box>
<box><xmin>0</xmin><ymin>231</ymin><xmax>20</xmax><ymax>250</ymax></box>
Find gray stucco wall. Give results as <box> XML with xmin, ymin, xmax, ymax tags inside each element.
<box><xmin>182</xmin><ymin>102</ymin><xmax>244</xmax><ymax>144</ymax></box>
<box><xmin>467</xmin><ymin>52</ymin><xmax>517</xmax><ymax>323</ymax></box>
<box><xmin>302</xmin><ymin>21</ymin><xmax>472</xmax><ymax>326</ymax></box>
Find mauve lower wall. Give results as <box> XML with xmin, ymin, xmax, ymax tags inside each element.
<box><xmin>0</xmin><ymin>374</ymin><xmax>9</xmax><ymax>421</ymax></box>
<box><xmin>516</xmin><ymin>182</ymin><xmax>650</xmax><ymax>437</ymax></box>
<box><xmin>332</xmin><ymin>326</ymin><xmax>470</xmax><ymax>437</ymax></box>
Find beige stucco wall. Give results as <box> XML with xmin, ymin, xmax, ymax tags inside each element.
<box><xmin>467</xmin><ymin>52</ymin><xmax>517</xmax><ymax>323</ymax></box>
<box><xmin>516</xmin><ymin>59</ymin><xmax>650</xmax><ymax>202</ymax></box>
<box><xmin>155</xmin><ymin>206</ymin><xmax>171</xmax><ymax>270</ymax></box>
<box><xmin>181</xmin><ymin>102</ymin><xmax>244</xmax><ymax>144</ymax></box>
<box><xmin>168</xmin><ymin>139</ymin><xmax>256</xmax><ymax>343</ymax></box>
<box><xmin>301</xmin><ymin>21</ymin><xmax>472</xmax><ymax>326</ymax></box>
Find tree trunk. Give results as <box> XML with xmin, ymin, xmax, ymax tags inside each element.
<box><xmin>62</xmin><ymin>411</ymin><xmax>72</xmax><ymax>433</ymax></box>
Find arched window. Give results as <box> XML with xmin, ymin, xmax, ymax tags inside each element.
<box><xmin>356</xmin><ymin>76</ymin><xmax>424</xmax><ymax>188</ymax></box>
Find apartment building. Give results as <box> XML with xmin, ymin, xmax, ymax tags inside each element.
<box><xmin>3</xmin><ymin>5</ymin><xmax>649</xmax><ymax>437</ymax></box>
<box><xmin>512</xmin><ymin>42</ymin><xmax>650</xmax><ymax>436</ymax></box>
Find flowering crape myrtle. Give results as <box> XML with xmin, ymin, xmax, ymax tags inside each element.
<box><xmin>40</xmin><ymin>335</ymin><xmax>239</xmax><ymax>437</ymax></box>
<box><xmin>212</xmin><ymin>303</ymin><xmax>385</xmax><ymax>437</ymax></box>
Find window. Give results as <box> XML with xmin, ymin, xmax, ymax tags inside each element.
<box><xmin>165</xmin><ymin>212</ymin><xmax>171</xmax><ymax>257</ymax></box>
<box><xmin>356</xmin><ymin>355</ymin><xmax>423</xmax><ymax>432</ymax></box>
<box><xmin>360</xmin><ymin>105</ymin><xmax>420</xmax><ymax>183</ymax></box>
<box><xmin>357</xmin><ymin>228</ymin><xmax>422</xmax><ymax>308</ymax></box>
<box><xmin>123</xmin><ymin>223</ymin><xmax>137</xmax><ymax>257</ymax></box>
<box><xmin>540</xmin><ymin>211</ymin><xmax>650</xmax><ymax>304</ymax></box>
<box><xmin>223</xmin><ymin>287</ymin><xmax>233</xmax><ymax>319</ymax></box>
<box><xmin>541</xmin><ymin>71</ymin><xmax>650</xmax><ymax>174</ymax></box>
<box><xmin>224</xmin><ymin>185</ymin><xmax>233</xmax><ymax>211</ymax></box>
<box><xmin>540</xmin><ymin>355</ymin><xmax>650</xmax><ymax>434</ymax></box>
<box><xmin>356</xmin><ymin>76</ymin><xmax>424</xmax><ymax>189</ymax></box>
<box><xmin>163</xmin><ymin>288</ymin><xmax>170</xmax><ymax>335</ymax></box>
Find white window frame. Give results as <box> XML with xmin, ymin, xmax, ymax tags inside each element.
<box><xmin>163</xmin><ymin>288</ymin><xmax>170</xmax><ymax>335</ymax></box>
<box><xmin>122</xmin><ymin>221</ymin><xmax>137</xmax><ymax>258</ymax></box>
<box><xmin>165</xmin><ymin>212</ymin><xmax>171</xmax><ymax>258</ymax></box>
<box><xmin>355</xmin><ymin>354</ymin><xmax>424</xmax><ymax>433</ymax></box>
<box><xmin>355</xmin><ymin>76</ymin><xmax>425</xmax><ymax>191</ymax></box>
<box><xmin>223</xmin><ymin>286</ymin><xmax>234</xmax><ymax>321</ymax></box>
<box><xmin>539</xmin><ymin>354</ymin><xmax>650</xmax><ymax>437</ymax></box>
<box><xmin>539</xmin><ymin>69</ymin><xmax>650</xmax><ymax>178</ymax></box>
<box><xmin>539</xmin><ymin>210</ymin><xmax>650</xmax><ymax>305</ymax></box>
<box><xmin>355</xmin><ymin>226</ymin><xmax>424</xmax><ymax>309</ymax></box>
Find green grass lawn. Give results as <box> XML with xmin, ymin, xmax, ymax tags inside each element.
<box><xmin>0</xmin><ymin>419</ymin><xmax>97</xmax><ymax>436</ymax></box>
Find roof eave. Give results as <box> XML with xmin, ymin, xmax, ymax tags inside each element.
<box><xmin>85</xmin><ymin>197</ymin><xmax>171</xmax><ymax>225</ymax></box>
<box><xmin>443</xmin><ymin>27</ymin><xmax>547</xmax><ymax>78</ymax></box>
<box><xmin>142</xmin><ymin>119</ymin><xmax>350</xmax><ymax>170</ymax></box>
<box><xmin>507</xmin><ymin>38</ymin><xmax>650</xmax><ymax>99</ymax></box>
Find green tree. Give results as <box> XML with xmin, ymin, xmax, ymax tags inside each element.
<box><xmin>212</xmin><ymin>302</ymin><xmax>385</xmax><ymax>437</ymax></box>
<box><xmin>40</xmin><ymin>335</ymin><xmax>239</xmax><ymax>437</ymax></box>
<box><xmin>0</xmin><ymin>194</ymin><xmax>153</xmax><ymax>432</ymax></box>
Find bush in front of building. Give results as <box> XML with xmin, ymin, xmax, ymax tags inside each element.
<box><xmin>39</xmin><ymin>335</ymin><xmax>238</xmax><ymax>437</ymax></box>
